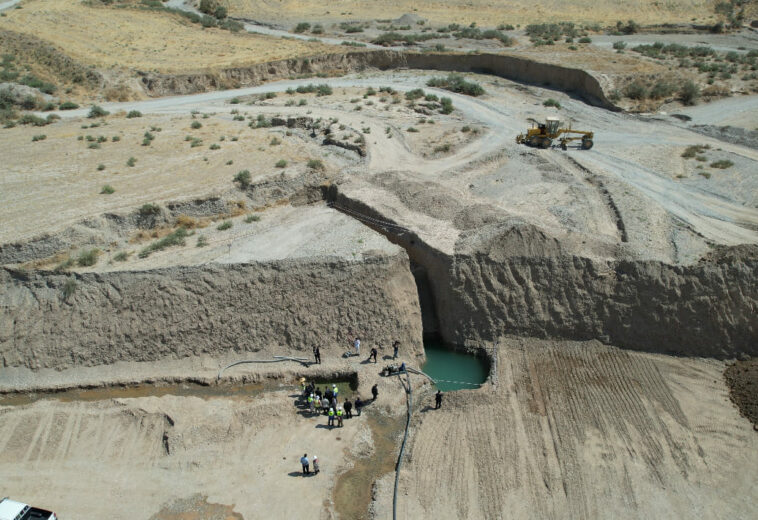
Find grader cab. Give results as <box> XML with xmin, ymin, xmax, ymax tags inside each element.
<box><xmin>516</xmin><ymin>116</ymin><xmax>594</xmax><ymax>150</ymax></box>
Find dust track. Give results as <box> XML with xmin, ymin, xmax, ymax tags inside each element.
<box><xmin>389</xmin><ymin>338</ymin><xmax>758</xmax><ymax>519</ymax></box>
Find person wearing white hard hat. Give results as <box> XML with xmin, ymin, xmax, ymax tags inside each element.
<box><xmin>313</xmin><ymin>455</ymin><xmax>320</xmax><ymax>475</ymax></box>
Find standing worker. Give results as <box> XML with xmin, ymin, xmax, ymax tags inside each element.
<box><xmin>313</xmin><ymin>455</ymin><xmax>320</xmax><ymax>475</ymax></box>
<box><xmin>308</xmin><ymin>393</ymin><xmax>315</xmax><ymax>413</ymax></box>
<box><xmin>354</xmin><ymin>336</ymin><xmax>361</xmax><ymax>357</ymax></box>
<box><xmin>328</xmin><ymin>408</ymin><xmax>335</xmax><ymax>427</ymax></box>
<box><xmin>314</xmin><ymin>346</ymin><xmax>321</xmax><ymax>365</ymax></box>
<box><xmin>336</xmin><ymin>407</ymin><xmax>344</xmax><ymax>427</ymax></box>
<box><xmin>301</xmin><ymin>454</ymin><xmax>310</xmax><ymax>475</ymax></box>
<box><xmin>371</xmin><ymin>384</ymin><xmax>378</xmax><ymax>401</ymax></box>
<box><xmin>435</xmin><ymin>390</ymin><xmax>443</xmax><ymax>409</ymax></box>
<box><xmin>332</xmin><ymin>384</ymin><xmax>339</xmax><ymax>400</ymax></box>
<box><xmin>370</xmin><ymin>347</ymin><xmax>378</xmax><ymax>363</ymax></box>
<box><xmin>344</xmin><ymin>399</ymin><xmax>353</xmax><ymax>418</ymax></box>
<box><xmin>355</xmin><ymin>396</ymin><xmax>363</xmax><ymax>416</ymax></box>
<box><xmin>393</xmin><ymin>340</ymin><xmax>400</xmax><ymax>360</ymax></box>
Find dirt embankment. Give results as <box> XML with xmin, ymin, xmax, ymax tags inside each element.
<box><xmin>725</xmin><ymin>358</ymin><xmax>758</xmax><ymax>428</ymax></box>
<box><xmin>331</xmin><ymin>190</ymin><xmax>758</xmax><ymax>359</ymax></box>
<box><xmin>0</xmin><ymin>251</ymin><xmax>423</xmax><ymax>370</ymax></box>
<box><xmin>139</xmin><ymin>50</ymin><xmax>617</xmax><ymax>110</ymax></box>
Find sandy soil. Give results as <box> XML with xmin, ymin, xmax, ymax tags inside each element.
<box><xmin>377</xmin><ymin>337</ymin><xmax>758</xmax><ymax>519</ymax></box>
<box><xmin>725</xmin><ymin>359</ymin><xmax>758</xmax><ymax>428</ymax></box>
<box><xmin>0</xmin><ymin>0</ymin><xmax>337</xmax><ymax>73</ymax></box>
<box><xmin>224</xmin><ymin>0</ymin><xmax>718</xmax><ymax>26</ymax></box>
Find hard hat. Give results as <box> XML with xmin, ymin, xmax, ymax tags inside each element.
<box><xmin>299</xmin><ymin>377</ymin><xmax>306</xmax><ymax>382</ymax></box>
<box><xmin>332</xmin><ymin>384</ymin><xmax>336</xmax><ymax>388</ymax></box>
<box><xmin>313</xmin><ymin>455</ymin><xmax>318</xmax><ymax>460</ymax></box>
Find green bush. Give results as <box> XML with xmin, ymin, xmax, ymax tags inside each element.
<box><xmin>210</xmin><ymin>143</ymin><xmax>221</xmax><ymax>150</ymax></box>
<box><xmin>294</xmin><ymin>22</ymin><xmax>311</xmax><ymax>33</ymax></box>
<box><xmin>426</xmin><ymin>74</ymin><xmax>485</xmax><ymax>96</ymax></box>
<box><xmin>405</xmin><ymin>88</ymin><xmax>425</xmax><ymax>100</ymax></box>
<box><xmin>217</xmin><ymin>220</ymin><xmax>233</xmax><ymax>231</ymax></box>
<box><xmin>31</xmin><ymin>134</ymin><xmax>46</xmax><ymax>142</ymax></box>
<box><xmin>100</xmin><ymin>184</ymin><xmax>115</xmax><ymax>194</ymax></box>
<box><xmin>543</xmin><ymin>98</ymin><xmax>561</xmax><ymax>108</ymax></box>
<box><xmin>681</xmin><ymin>144</ymin><xmax>709</xmax><ymax>158</ymax></box>
<box><xmin>59</xmin><ymin>101</ymin><xmax>79</xmax><ymax>110</ymax></box>
<box><xmin>270</xmin><ymin>137</ymin><xmax>281</xmax><ymax>146</ymax></box>
<box><xmin>62</xmin><ymin>279</ymin><xmax>77</xmax><ymax>299</ymax></box>
<box><xmin>112</xmin><ymin>135</ymin><xmax>120</xmax><ymax>142</ymax></box>
<box><xmin>139</xmin><ymin>203</ymin><xmax>160</xmax><ymax>216</ymax></box>
<box><xmin>407</xmin><ymin>127</ymin><xmax>419</xmax><ymax>132</ymax></box>
<box><xmin>88</xmin><ymin>105</ymin><xmax>109</xmax><ymax>118</ymax></box>
<box><xmin>275</xmin><ymin>159</ymin><xmax>287</xmax><ymax>168</ymax></box>
<box><xmin>114</xmin><ymin>251</ymin><xmax>129</xmax><ymax>262</ymax></box>
<box><xmin>578</xmin><ymin>37</ymin><xmax>592</xmax><ymax>44</ymax></box>
<box><xmin>77</xmin><ymin>248</ymin><xmax>100</xmax><ymax>267</ymax></box>
<box><xmin>440</xmin><ymin>97</ymin><xmax>454</xmax><ymax>114</ymax></box>
<box><xmin>434</xmin><ymin>143</ymin><xmax>451</xmax><ymax>153</ymax></box>
<box><xmin>19</xmin><ymin>114</ymin><xmax>48</xmax><ymax>126</ymax></box>
<box><xmin>196</xmin><ymin>235</ymin><xmax>208</xmax><ymax>247</ymax></box>
<box><xmin>650</xmin><ymin>81</ymin><xmax>675</xmax><ymax>98</ymax></box>
<box><xmin>612</xmin><ymin>41</ymin><xmax>627</xmax><ymax>51</ymax></box>
<box><xmin>97</xmin><ymin>163</ymin><xmax>106</xmax><ymax>171</ymax></box>
<box><xmin>126</xmin><ymin>110</ymin><xmax>142</xmax><ymax>118</ymax></box>
<box><xmin>680</xmin><ymin>80</ymin><xmax>700</xmax><ymax>105</ymax></box>
<box><xmin>710</xmin><ymin>159</ymin><xmax>733</xmax><ymax>169</ymax></box>
<box><xmin>138</xmin><ymin>227</ymin><xmax>189</xmax><ymax>258</ymax></box>
<box><xmin>234</xmin><ymin>169</ymin><xmax>251</xmax><ymax>189</ymax></box>
<box><xmin>245</xmin><ymin>214</ymin><xmax>261</xmax><ymax>223</ymax></box>
<box><xmin>307</xmin><ymin>159</ymin><xmax>324</xmax><ymax>170</ymax></box>
<box><xmin>624</xmin><ymin>81</ymin><xmax>648</xmax><ymax>100</ymax></box>
<box><xmin>127</xmin><ymin>157</ymin><xmax>137</xmax><ymax>167</ymax></box>
<box><xmin>191</xmin><ymin>120</ymin><xmax>202</xmax><ymax>129</ymax></box>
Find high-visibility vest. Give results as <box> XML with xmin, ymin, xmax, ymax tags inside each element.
<box><xmin>333</xmin><ymin>387</ymin><xmax>339</xmax><ymax>395</ymax></box>
<box><xmin>337</xmin><ymin>409</ymin><xmax>343</xmax><ymax>416</ymax></box>
<box><xmin>308</xmin><ymin>396</ymin><xmax>313</xmax><ymax>403</ymax></box>
<box><xmin>328</xmin><ymin>409</ymin><xmax>334</xmax><ymax>417</ymax></box>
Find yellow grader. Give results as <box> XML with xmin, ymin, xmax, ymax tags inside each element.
<box><xmin>516</xmin><ymin>117</ymin><xmax>594</xmax><ymax>150</ymax></box>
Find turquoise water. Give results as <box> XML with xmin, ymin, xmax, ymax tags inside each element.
<box><xmin>422</xmin><ymin>341</ymin><xmax>489</xmax><ymax>391</ymax></box>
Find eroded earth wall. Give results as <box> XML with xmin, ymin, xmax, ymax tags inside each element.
<box><xmin>0</xmin><ymin>252</ymin><xmax>423</xmax><ymax>369</ymax></box>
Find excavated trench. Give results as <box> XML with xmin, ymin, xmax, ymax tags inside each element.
<box><xmin>324</xmin><ymin>186</ymin><xmax>758</xmax><ymax>360</ymax></box>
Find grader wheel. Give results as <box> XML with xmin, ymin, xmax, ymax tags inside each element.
<box><xmin>581</xmin><ymin>137</ymin><xmax>594</xmax><ymax>150</ymax></box>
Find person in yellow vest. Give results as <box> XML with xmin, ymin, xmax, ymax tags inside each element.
<box><xmin>308</xmin><ymin>393</ymin><xmax>315</xmax><ymax>413</ymax></box>
<box><xmin>328</xmin><ymin>407</ymin><xmax>335</xmax><ymax>427</ymax></box>
<box><xmin>336</xmin><ymin>407</ymin><xmax>344</xmax><ymax>427</ymax></box>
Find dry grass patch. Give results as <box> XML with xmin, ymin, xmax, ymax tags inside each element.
<box><xmin>0</xmin><ymin>0</ymin><xmax>338</xmax><ymax>73</ymax></box>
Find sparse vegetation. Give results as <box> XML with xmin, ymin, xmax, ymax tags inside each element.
<box><xmin>59</xmin><ymin>101</ymin><xmax>79</xmax><ymax>110</ymax></box>
<box><xmin>275</xmin><ymin>159</ymin><xmax>288</xmax><ymax>168</ymax></box>
<box><xmin>100</xmin><ymin>184</ymin><xmax>115</xmax><ymax>194</ymax></box>
<box><xmin>191</xmin><ymin>120</ymin><xmax>202</xmax><ymax>129</ymax></box>
<box><xmin>210</xmin><ymin>143</ymin><xmax>221</xmax><ymax>150</ymax></box>
<box><xmin>126</xmin><ymin>110</ymin><xmax>142</xmax><ymax>118</ymax></box>
<box><xmin>114</xmin><ymin>251</ymin><xmax>129</xmax><ymax>262</ymax></box>
<box><xmin>217</xmin><ymin>220</ymin><xmax>233</xmax><ymax>231</ymax></box>
<box><xmin>88</xmin><ymin>105</ymin><xmax>109</xmax><ymax>118</ymax></box>
<box><xmin>77</xmin><ymin>248</ymin><xmax>99</xmax><ymax>267</ymax></box>
<box><xmin>62</xmin><ymin>279</ymin><xmax>77</xmax><ymax>299</ymax></box>
<box><xmin>97</xmin><ymin>163</ymin><xmax>106</xmax><ymax>171</ymax></box>
<box><xmin>405</xmin><ymin>88</ymin><xmax>425</xmax><ymax>101</ymax></box>
<box><xmin>307</xmin><ymin>159</ymin><xmax>324</xmax><ymax>170</ymax></box>
<box><xmin>245</xmin><ymin>214</ymin><xmax>261</xmax><ymax>223</ymax></box>
<box><xmin>710</xmin><ymin>159</ymin><xmax>734</xmax><ymax>169</ymax></box>
<box><xmin>543</xmin><ymin>98</ymin><xmax>561</xmax><ymax>109</ymax></box>
<box><xmin>127</xmin><ymin>157</ymin><xmax>137</xmax><ymax>167</ymax></box>
<box><xmin>196</xmin><ymin>235</ymin><xmax>208</xmax><ymax>247</ymax></box>
<box><xmin>427</xmin><ymin>74</ymin><xmax>485</xmax><ymax>96</ymax></box>
<box><xmin>234</xmin><ymin>170</ymin><xmax>252</xmax><ymax>189</ymax></box>
<box><xmin>138</xmin><ymin>227</ymin><xmax>189</xmax><ymax>258</ymax></box>
<box><xmin>31</xmin><ymin>134</ymin><xmax>47</xmax><ymax>142</ymax></box>
<box><xmin>434</xmin><ymin>143</ymin><xmax>451</xmax><ymax>153</ymax></box>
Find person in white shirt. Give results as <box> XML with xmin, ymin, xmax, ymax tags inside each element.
<box><xmin>354</xmin><ymin>337</ymin><xmax>361</xmax><ymax>356</ymax></box>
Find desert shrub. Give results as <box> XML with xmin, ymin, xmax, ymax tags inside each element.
<box><xmin>77</xmin><ymin>248</ymin><xmax>100</xmax><ymax>266</ymax></box>
<box><xmin>578</xmin><ymin>37</ymin><xmax>592</xmax><ymax>44</ymax></box>
<box><xmin>210</xmin><ymin>143</ymin><xmax>221</xmax><ymax>150</ymax></box>
<box><xmin>461</xmin><ymin>126</ymin><xmax>471</xmax><ymax>132</ymax></box>
<box><xmin>59</xmin><ymin>101</ymin><xmax>79</xmax><ymax>110</ymax></box>
<box><xmin>407</xmin><ymin>127</ymin><xmax>419</xmax><ymax>132</ymax></box>
<box><xmin>230</xmin><ymin>97</ymin><xmax>240</xmax><ymax>104</ymax></box>
<box><xmin>89</xmin><ymin>142</ymin><xmax>101</xmax><ymax>149</ymax></box>
<box><xmin>434</xmin><ymin>143</ymin><xmax>451</xmax><ymax>153</ymax></box>
<box><xmin>20</xmin><ymin>74</ymin><xmax>56</xmax><ymax>95</ymax></box>
<box><xmin>650</xmin><ymin>81</ymin><xmax>675</xmax><ymax>98</ymax></box>
<box><xmin>452</xmin><ymin>27</ymin><xmax>514</xmax><ymax>45</ymax></box>
<box><xmin>217</xmin><ymin>220</ymin><xmax>233</xmax><ymax>231</ymax></box>
<box><xmin>62</xmin><ymin>279</ymin><xmax>77</xmax><ymax>299</ymax></box>
<box><xmin>405</xmin><ymin>88</ymin><xmax>425</xmax><ymax>100</ymax></box>
<box><xmin>311</xmin><ymin>24</ymin><xmax>324</xmax><ymax>34</ymax></box>
<box><xmin>200</xmin><ymin>14</ymin><xmax>217</xmax><ymax>27</ymax></box>
<box><xmin>624</xmin><ymin>81</ymin><xmax>649</xmax><ymax>100</ymax></box>
<box><xmin>191</xmin><ymin>120</ymin><xmax>202</xmax><ymax>129</ymax></box>
<box><xmin>245</xmin><ymin>214</ymin><xmax>261</xmax><ymax>223</ymax></box>
<box><xmin>681</xmin><ymin>144</ymin><xmax>709</xmax><ymax>158</ymax></box>
<box><xmin>426</xmin><ymin>74</ymin><xmax>485</xmax><ymax>96</ymax></box>
<box><xmin>127</xmin><ymin>157</ymin><xmax>137</xmax><ymax>167</ymax></box>
<box><xmin>196</xmin><ymin>235</ymin><xmax>208</xmax><ymax>247</ymax></box>
<box><xmin>19</xmin><ymin>114</ymin><xmax>48</xmax><ymax>126</ymax></box>
<box><xmin>126</xmin><ymin>110</ymin><xmax>142</xmax><ymax>118</ymax></box>
<box><xmin>139</xmin><ymin>203</ymin><xmax>160</xmax><ymax>216</ymax></box>
<box><xmin>298</xmin><ymin>99</ymin><xmax>307</xmax><ymax>106</ymax></box>
<box><xmin>138</xmin><ymin>227</ymin><xmax>189</xmax><ymax>258</ymax></box>
<box><xmin>294</xmin><ymin>22</ymin><xmax>311</xmax><ymax>33</ymax></box>
<box><xmin>440</xmin><ymin>97</ymin><xmax>454</xmax><ymax>114</ymax></box>
<box><xmin>114</xmin><ymin>251</ymin><xmax>129</xmax><ymax>262</ymax></box>
<box><xmin>270</xmin><ymin>137</ymin><xmax>281</xmax><ymax>146</ymax></box>
<box><xmin>307</xmin><ymin>159</ymin><xmax>324</xmax><ymax>170</ymax></box>
<box><xmin>88</xmin><ymin>105</ymin><xmax>109</xmax><ymax>118</ymax></box>
<box><xmin>275</xmin><ymin>159</ymin><xmax>287</xmax><ymax>168</ymax></box>
<box><xmin>543</xmin><ymin>98</ymin><xmax>561</xmax><ymax>108</ymax></box>
<box><xmin>710</xmin><ymin>159</ymin><xmax>733</xmax><ymax>169</ymax></box>
<box><xmin>100</xmin><ymin>184</ymin><xmax>115</xmax><ymax>194</ymax></box>
<box><xmin>613</xmin><ymin>41</ymin><xmax>627</xmax><ymax>51</ymax></box>
<box><xmin>680</xmin><ymin>80</ymin><xmax>700</xmax><ymax>105</ymax></box>
<box><xmin>112</xmin><ymin>135</ymin><xmax>120</xmax><ymax>142</ymax></box>
<box><xmin>31</xmin><ymin>134</ymin><xmax>46</xmax><ymax>142</ymax></box>
<box><xmin>615</xmin><ymin>20</ymin><xmax>639</xmax><ymax>35</ymax></box>
<box><xmin>234</xmin><ymin>169</ymin><xmax>251</xmax><ymax>189</ymax></box>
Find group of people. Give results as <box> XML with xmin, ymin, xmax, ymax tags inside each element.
<box><xmin>300</xmin><ymin>453</ymin><xmax>319</xmax><ymax>476</ymax></box>
<box><xmin>300</xmin><ymin>380</ymin><xmax>380</xmax><ymax>428</ymax></box>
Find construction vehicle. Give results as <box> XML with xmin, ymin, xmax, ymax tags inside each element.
<box><xmin>516</xmin><ymin>116</ymin><xmax>594</xmax><ymax>150</ymax></box>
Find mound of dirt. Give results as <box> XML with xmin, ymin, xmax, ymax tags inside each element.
<box><xmin>393</xmin><ymin>13</ymin><xmax>425</xmax><ymax>25</ymax></box>
<box><xmin>725</xmin><ymin>359</ymin><xmax>758</xmax><ymax>429</ymax></box>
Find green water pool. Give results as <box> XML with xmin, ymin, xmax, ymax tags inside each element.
<box><xmin>422</xmin><ymin>341</ymin><xmax>489</xmax><ymax>391</ymax></box>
